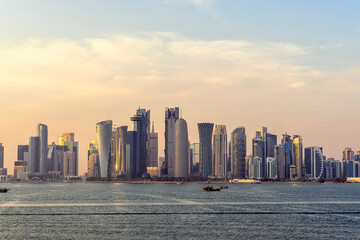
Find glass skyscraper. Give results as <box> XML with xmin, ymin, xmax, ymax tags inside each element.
<box><xmin>131</xmin><ymin>108</ymin><xmax>150</xmax><ymax>178</ymax></box>
<box><xmin>37</xmin><ymin>123</ymin><xmax>48</xmax><ymax>175</ymax></box>
<box><xmin>198</xmin><ymin>123</ymin><xmax>214</xmax><ymax>178</ymax></box>
<box><xmin>231</xmin><ymin>127</ymin><xmax>246</xmax><ymax>179</ymax></box>
<box><xmin>212</xmin><ymin>125</ymin><xmax>227</xmax><ymax>178</ymax></box>
<box><xmin>96</xmin><ymin>120</ymin><xmax>112</xmax><ymax>178</ymax></box>
<box><xmin>164</xmin><ymin>107</ymin><xmax>179</xmax><ymax>177</ymax></box>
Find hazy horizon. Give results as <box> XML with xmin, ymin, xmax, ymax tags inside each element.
<box><xmin>1</xmin><ymin>0</ymin><xmax>360</xmax><ymax>175</ymax></box>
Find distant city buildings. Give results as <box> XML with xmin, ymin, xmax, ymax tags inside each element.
<box><xmin>4</xmin><ymin>107</ymin><xmax>360</xmax><ymax>182</ymax></box>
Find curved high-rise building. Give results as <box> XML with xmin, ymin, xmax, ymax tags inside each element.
<box><xmin>198</xmin><ymin>123</ymin><xmax>214</xmax><ymax>178</ymax></box>
<box><xmin>174</xmin><ymin>118</ymin><xmax>189</xmax><ymax>178</ymax></box>
<box><xmin>37</xmin><ymin>124</ymin><xmax>48</xmax><ymax>175</ymax></box>
<box><xmin>212</xmin><ymin>125</ymin><xmax>227</xmax><ymax>178</ymax></box>
<box><xmin>305</xmin><ymin>146</ymin><xmax>324</xmax><ymax>180</ymax></box>
<box><xmin>231</xmin><ymin>127</ymin><xmax>246</xmax><ymax>179</ymax></box>
<box><xmin>96</xmin><ymin>120</ymin><xmax>112</xmax><ymax>178</ymax></box>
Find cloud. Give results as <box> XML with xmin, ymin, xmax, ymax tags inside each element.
<box><xmin>0</xmin><ymin>32</ymin><xmax>330</xmax><ymax>107</ymax></box>
<box><xmin>289</xmin><ymin>81</ymin><xmax>306</xmax><ymax>89</ymax></box>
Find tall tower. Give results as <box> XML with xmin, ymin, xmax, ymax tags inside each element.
<box><xmin>0</xmin><ymin>143</ymin><xmax>4</xmax><ymax>169</ymax></box>
<box><xmin>198</xmin><ymin>123</ymin><xmax>214</xmax><ymax>178</ymax></box>
<box><xmin>164</xmin><ymin>107</ymin><xmax>179</xmax><ymax>177</ymax></box>
<box><xmin>37</xmin><ymin>123</ymin><xmax>48</xmax><ymax>175</ymax></box>
<box><xmin>96</xmin><ymin>120</ymin><xmax>112</xmax><ymax>178</ymax></box>
<box><xmin>28</xmin><ymin>136</ymin><xmax>40</xmax><ymax>174</ymax></box>
<box><xmin>131</xmin><ymin>108</ymin><xmax>150</xmax><ymax>177</ymax></box>
<box><xmin>305</xmin><ymin>146</ymin><xmax>324</xmax><ymax>180</ymax></box>
<box><xmin>293</xmin><ymin>135</ymin><xmax>303</xmax><ymax>179</ymax></box>
<box><xmin>88</xmin><ymin>140</ymin><xmax>100</xmax><ymax>177</ymax></box>
<box><xmin>231</xmin><ymin>127</ymin><xmax>246</xmax><ymax>179</ymax></box>
<box><xmin>212</xmin><ymin>125</ymin><xmax>227</xmax><ymax>178</ymax></box>
<box><xmin>115</xmin><ymin>126</ymin><xmax>128</xmax><ymax>175</ymax></box>
<box><xmin>174</xmin><ymin>118</ymin><xmax>189</xmax><ymax>178</ymax></box>
<box><xmin>149</xmin><ymin>122</ymin><xmax>158</xmax><ymax>168</ymax></box>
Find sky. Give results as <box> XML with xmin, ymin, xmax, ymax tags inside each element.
<box><xmin>0</xmin><ymin>0</ymin><xmax>360</xmax><ymax>175</ymax></box>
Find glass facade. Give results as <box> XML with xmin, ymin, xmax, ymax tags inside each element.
<box><xmin>198</xmin><ymin>123</ymin><xmax>214</xmax><ymax>178</ymax></box>
<box><xmin>96</xmin><ymin>120</ymin><xmax>112</xmax><ymax>178</ymax></box>
<box><xmin>231</xmin><ymin>127</ymin><xmax>246</xmax><ymax>179</ymax></box>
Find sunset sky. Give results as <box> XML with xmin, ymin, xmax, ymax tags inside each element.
<box><xmin>1</xmin><ymin>0</ymin><xmax>360</xmax><ymax>174</ymax></box>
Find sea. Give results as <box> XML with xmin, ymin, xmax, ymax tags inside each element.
<box><xmin>0</xmin><ymin>182</ymin><xmax>360</xmax><ymax>239</ymax></box>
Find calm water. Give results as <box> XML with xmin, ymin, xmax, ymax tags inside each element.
<box><xmin>1</xmin><ymin>182</ymin><xmax>360</xmax><ymax>239</ymax></box>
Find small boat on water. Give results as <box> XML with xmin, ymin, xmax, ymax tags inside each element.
<box><xmin>203</xmin><ymin>186</ymin><xmax>221</xmax><ymax>192</ymax></box>
<box><xmin>220</xmin><ymin>185</ymin><xmax>229</xmax><ymax>189</ymax></box>
<box><xmin>176</xmin><ymin>182</ymin><xmax>183</xmax><ymax>185</ymax></box>
<box><xmin>0</xmin><ymin>188</ymin><xmax>9</xmax><ymax>193</ymax></box>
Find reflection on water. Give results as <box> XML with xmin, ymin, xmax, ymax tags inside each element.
<box><xmin>0</xmin><ymin>183</ymin><xmax>360</xmax><ymax>239</ymax></box>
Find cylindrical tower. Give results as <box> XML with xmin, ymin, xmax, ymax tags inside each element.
<box><xmin>174</xmin><ymin>118</ymin><xmax>189</xmax><ymax>178</ymax></box>
<box><xmin>96</xmin><ymin>120</ymin><xmax>112</xmax><ymax>178</ymax></box>
<box><xmin>198</xmin><ymin>123</ymin><xmax>214</xmax><ymax>178</ymax></box>
<box><xmin>37</xmin><ymin>123</ymin><xmax>48</xmax><ymax>175</ymax></box>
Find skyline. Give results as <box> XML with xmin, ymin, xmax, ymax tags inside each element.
<box><xmin>1</xmin><ymin>0</ymin><xmax>360</xmax><ymax>174</ymax></box>
<box><xmin>1</xmin><ymin>107</ymin><xmax>360</xmax><ymax>176</ymax></box>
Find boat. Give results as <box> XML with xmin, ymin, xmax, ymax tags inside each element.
<box><xmin>220</xmin><ymin>185</ymin><xmax>229</xmax><ymax>189</ymax></box>
<box><xmin>176</xmin><ymin>182</ymin><xmax>183</xmax><ymax>185</ymax></box>
<box><xmin>0</xmin><ymin>188</ymin><xmax>9</xmax><ymax>193</ymax></box>
<box><xmin>203</xmin><ymin>186</ymin><xmax>221</xmax><ymax>192</ymax></box>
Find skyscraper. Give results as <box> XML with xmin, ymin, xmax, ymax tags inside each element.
<box><xmin>174</xmin><ymin>118</ymin><xmax>189</xmax><ymax>178</ymax></box>
<box><xmin>96</xmin><ymin>120</ymin><xmax>112</xmax><ymax>178</ymax></box>
<box><xmin>343</xmin><ymin>147</ymin><xmax>355</xmax><ymax>161</ymax></box>
<box><xmin>280</xmin><ymin>133</ymin><xmax>294</xmax><ymax>179</ymax></box>
<box><xmin>249</xmin><ymin>156</ymin><xmax>262</xmax><ymax>179</ymax></box>
<box><xmin>0</xmin><ymin>143</ymin><xmax>4</xmax><ymax>169</ymax></box>
<box><xmin>275</xmin><ymin>144</ymin><xmax>285</xmax><ymax>179</ymax></box>
<box><xmin>231</xmin><ymin>127</ymin><xmax>246</xmax><ymax>179</ymax></box>
<box><xmin>212</xmin><ymin>125</ymin><xmax>227</xmax><ymax>178</ymax></box>
<box><xmin>115</xmin><ymin>126</ymin><xmax>127</xmax><ymax>175</ymax></box>
<box><xmin>88</xmin><ymin>140</ymin><xmax>100</xmax><ymax>177</ymax></box>
<box><xmin>164</xmin><ymin>107</ymin><xmax>179</xmax><ymax>177</ymax></box>
<box><xmin>190</xmin><ymin>143</ymin><xmax>200</xmax><ymax>174</ymax></box>
<box><xmin>198</xmin><ymin>123</ymin><xmax>214</xmax><ymax>178</ymax></box>
<box><xmin>148</xmin><ymin>122</ymin><xmax>158</xmax><ymax>168</ymax></box>
<box><xmin>356</xmin><ymin>150</ymin><xmax>360</xmax><ymax>162</ymax></box>
<box><xmin>304</xmin><ymin>146</ymin><xmax>324</xmax><ymax>179</ymax></box>
<box><xmin>126</xmin><ymin>131</ymin><xmax>136</xmax><ymax>178</ymax></box>
<box><xmin>293</xmin><ymin>135</ymin><xmax>303</xmax><ymax>179</ymax></box>
<box><xmin>28</xmin><ymin>136</ymin><xmax>40</xmax><ymax>174</ymax></box>
<box><xmin>37</xmin><ymin>123</ymin><xmax>48</xmax><ymax>175</ymax></box>
<box><xmin>131</xmin><ymin>108</ymin><xmax>150</xmax><ymax>177</ymax></box>
<box><xmin>266</xmin><ymin>157</ymin><xmax>277</xmax><ymax>179</ymax></box>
